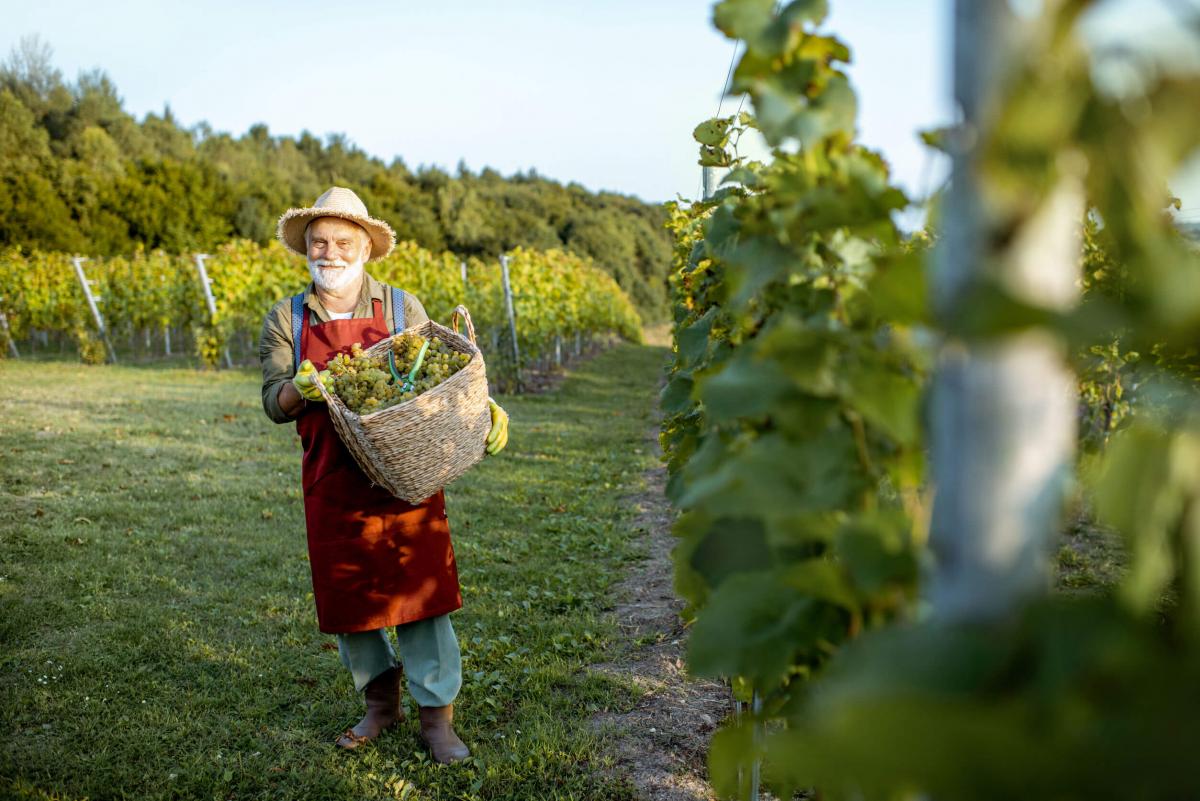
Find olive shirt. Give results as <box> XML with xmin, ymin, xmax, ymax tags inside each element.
<box><xmin>258</xmin><ymin>272</ymin><xmax>430</xmax><ymax>424</ymax></box>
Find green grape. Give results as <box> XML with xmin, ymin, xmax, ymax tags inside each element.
<box><xmin>325</xmin><ymin>333</ymin><xmax>477</xmax><ymax>414</ymax></box>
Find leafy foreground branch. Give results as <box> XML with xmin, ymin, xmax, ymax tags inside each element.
<box><xmin>664</xmin><ymin>1</ymin><xmax>1200</xmax><ymax>799</ymax></box>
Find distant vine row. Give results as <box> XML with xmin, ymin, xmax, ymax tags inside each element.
<box><xmin>0</xmin><ymin>239</ymin><xmax>643</xmax><ymax>384</ymax></box>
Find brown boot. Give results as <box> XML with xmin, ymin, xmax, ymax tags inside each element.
<box><xmin>418</xmin><ymin>704</ymin><xmax>470</xmax><ymax>763</ymax></box>
<box><xmin>335</xmin><ymin>666</ymin><xmax>403</xmax><ymax>749</ymax></box>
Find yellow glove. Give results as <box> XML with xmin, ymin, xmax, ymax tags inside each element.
<box><xmin>292</xmin><ymin>359</ymin><xmax>328</xmax><ymax>402</ymax></box>
<box><xmin>486</xmin><ymin>397</ymin><xmax>509</xmax><ymax>456</ymax></box>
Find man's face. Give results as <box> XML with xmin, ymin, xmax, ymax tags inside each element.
<box><xmin>305</xmin><ymin>217</ymin><xmax>371</xmax><ymax>291</ymax></box>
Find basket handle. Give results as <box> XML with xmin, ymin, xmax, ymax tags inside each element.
<box><xmin>450</xmin><ymin>305</ymin><xmax>477</xmax><ymax>345</ymax></box>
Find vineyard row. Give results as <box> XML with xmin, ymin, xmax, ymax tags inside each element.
<box><xmin>0</xmin><ymin>240</ymin><xmax>644</xmax><ymax>387</ymax></box>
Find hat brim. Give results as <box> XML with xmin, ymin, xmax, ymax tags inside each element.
<box><xmin>276</xmin><ymin>208</ymin><xmax>395</xmax><ymax>262</ymax></box>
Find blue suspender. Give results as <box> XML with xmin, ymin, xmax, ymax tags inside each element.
<box><xmin>391</xmin><ymin>286</ymin><xmax>406</xmax><ymax>334</ymax></box>
<box><xmin>292</xmin><ymin>286</ymin><xmax>406</xmax><ymax>372</ymax></box>
<box><xmin>291</xmin><ymin>293</ymin><xmax>304</xmax><ymax>373</ymax></box>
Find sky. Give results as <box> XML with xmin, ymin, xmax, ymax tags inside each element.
<box><xmin>2</xmin><ymin>0</ymin><xmax>1197</xmax><ymax>216</ymax></box>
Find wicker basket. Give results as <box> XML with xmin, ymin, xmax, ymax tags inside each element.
<box><xmin>316</xmin><ymin>305</ymin><xmax>492</xmax><ymax>503</ymax></box>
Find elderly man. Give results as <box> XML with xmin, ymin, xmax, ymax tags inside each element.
<box><xmin>258</xmin><ymin>186</ymin><xmax>508</xmax><ymax>763</ymax></box>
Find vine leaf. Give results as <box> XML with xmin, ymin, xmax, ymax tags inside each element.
<box><xmin>693</xmin><ymin>118</ymin><xmax>733</xmax><ymax>147</ymax></box>
<box><xmin>843</xmin><ymin>364</ymin><xmax>921</xmax><ymax>447</ymax></box>
<box><xmin>687</xmin><ymin>565</ymin><xmax>854</xmax><ymax>686</ymax></box>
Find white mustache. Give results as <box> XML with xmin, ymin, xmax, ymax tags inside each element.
<box><xmin>307</xmin><ymin>255</ymin><xmax>364</xmax><ymax>292</ymax></box>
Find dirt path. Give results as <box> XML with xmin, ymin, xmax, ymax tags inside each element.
<box><xmin>590</xmin><ymin>413</ymin><xmax>730</xmax><ymax>800</ymax></box>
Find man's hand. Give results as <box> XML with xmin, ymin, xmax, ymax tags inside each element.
<box><xmin>292</xmin><ymin>359</ymin><xmax>329</xmax><ymax>402</ymax></box>
<box><xmin>486</xmin><ymin>398</ymin><xmax>508</xmax><ymax>456</ymax></box>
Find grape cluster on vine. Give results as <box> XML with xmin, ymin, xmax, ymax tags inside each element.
<box><xmin>324</xmin><ymin>334</ymin><xmax>471</xmax><ymax>415</ymax></box>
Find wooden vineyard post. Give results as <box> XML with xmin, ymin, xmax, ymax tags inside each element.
<box><xmin>194</xmin><ymin>254</ymin><xmax>233</xmax><ymax>369</ymax></box>
<box><xmin>159</xmin><ymin>267</ymin><xmax>172</xmax><ymax>356</ymax></box>
<box><xmin>928</xmin><ymin>0</ymin><xmax>1082</xmax><ymax>621</ymax></box>
<box><xmin>0</xmin><ymin>298</ymin><xmax>18</xmax><ymax>358</ymax></box>
<box><xmin>71</xmin><ymin>257</ymin><xmax>117</xmax><ymax>364</ymax></box>
<box><xmin>460</xmin><ymin>259</ymin><xmax>468</xmax><ymax>293</ymax></box>
<box><xmin>499</xmin><ymin>253</ymin><xmax>521</xmax><ymax>389</ymax></box>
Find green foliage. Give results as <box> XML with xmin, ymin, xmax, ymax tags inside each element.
<box><xmin>661</xmin><ymin>2</ymin><xmax>927</xmax><ymax>793</ymax></box>
<box><xmin>764</xmin><ymin>597</ymin><xmax>1200</xmax><ymax>801</ymax></box>
<box><xmin>0</xmin><ymin>239</ymin><xmax>642</xmax><ymax>383</ymax></box>
<box><xmin>0</xmin><ymin>39</ymin><xmax>672</xmax><ymax>322</ymax></box>
<box><xmin>666</xmin><ymin>1</ymin><xmax>1200</xmax><ymax>798</ymax></box>
<box><xmin>725</xmin><ymin>2</ymin><xmax>1200</xmax><ymax>800</ymax></box>
<box><xmin>1076</xmin><ymin>217</ymin><xmax>1137</xmax><ymax>448</ymax></box>
<box><xmin>1074</xmin><ymin>215</ymin><xmax>1200</xmax><ymax>451</ymax></box>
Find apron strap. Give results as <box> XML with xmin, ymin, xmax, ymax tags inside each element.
<box><xmin>291</xmin><ymin>292</ymin><xmax>305</xmax><ymax>372</ymax></box>
<box><xmin>294</xmin><ymin>288</ymin><xmax>400</xmax><ymax>370</ymax></box>
<box><xmin>390</xmin><ymin>286</ymin><xmax>406</xmax><ymax>334</ymax></box>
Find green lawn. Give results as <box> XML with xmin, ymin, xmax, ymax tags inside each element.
<box><xmin>1055</xmin><ymin>513</ymin><xmax>1127</xmax><ymax>593</ymax></box>
<box><xmin>0</xmin><ymin>344</ymin><xmax>668</xmax><ymax>801</ymax></box>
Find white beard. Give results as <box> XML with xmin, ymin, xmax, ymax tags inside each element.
<box><xmin>307</xmin><ymin>256</ymin><xmax>365</xmax><ymax>292</ymax></box>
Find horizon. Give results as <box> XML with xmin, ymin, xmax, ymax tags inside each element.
<box><xmin>0</xmin><ymin>0</ymin><xmax>949</xmax><ymax>209</ymax></box>
<box><xmin>3</xmin><ymin>1</ymin><xmax>1196</xmax><ymax>216</ymax></box>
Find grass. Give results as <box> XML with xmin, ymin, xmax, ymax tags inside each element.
<box><xmin>1055</xmin><ymin>514</ymin><xmax>1127</xmax><ymax>593</ymax></box>
<box><xmin>0</xmin><ymin>343</ymin><xmax>669</xmax><ymax>801</ymax></box>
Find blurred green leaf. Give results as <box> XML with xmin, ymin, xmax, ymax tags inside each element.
<box><xmin>677</xmin><ymin>308</ymin><xmax>716</xmax><ymax>366</ymax></box>
<box><xmin>660</xmin><ymin>373</ymin><xmax>695</xmax><ymax>415</ymax></box>
<box><xmin>835</xmin><ymin>511</ymin><xmax>917</xmax><ymax>596</ymax></box>
<box><xmin>698</xmin><ymin>351</ymin><xmax>794</xmax><ymax>421</ymax></box>
<box><xmin>688</xmin><ymin>565</ymin><xmax>851</xmax><ymax>686</ymax></box>
<box><xmin>708</xmin><ymin>719</ymin><xmax>759</xmax><ymax>800</ymax></box>
<box><xmin>844</xmin><ymin>362</ymin><xmax>921</xmax><ymax>447</ymax></box>
<box><xmin>869</xmin><ymin>250</ymin><xmax>930</xmax><ymax>325</ymax></box>
<box><xmin>693</xmin><ymin>118</ymin><xmax>733</xmax><ymax>147</ymax></box>
<box><xmin>689</xmin><ymin>517</ymin><xmax>774</xmax><ymax>587</ymax></box>
<box><xmin>713</xmin><ymin>0</ymin><xmax>776</xmax><ymax>40</ymax></box>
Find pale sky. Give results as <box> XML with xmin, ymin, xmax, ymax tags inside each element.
<box><xmin>2</xmin><ymin>0</ymin><xmax>1196</xmax><ymax>217</ymax></box>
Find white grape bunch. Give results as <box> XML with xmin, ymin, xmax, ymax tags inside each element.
<box><xmin>324</xmin><ymin>334</ymin><xmax>471</xmax><ymax>414</ymax></box>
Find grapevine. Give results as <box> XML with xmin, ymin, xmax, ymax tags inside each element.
<box><xmin>666</xmin><ymin>2</ymin><xmax>1200</xmax><ymax>800</ymax></box>
<box><xmin>0</xmin><ymin>239</ymin><xmax>642</xmax><ymax>380</ymax></box>
<box><xmin>660</xmin><ymin>3</ymin><xmax>925</xmax><ymax>795</ymax></box>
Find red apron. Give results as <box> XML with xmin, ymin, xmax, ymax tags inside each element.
<box><xmin>296</xmin><ymin>297</ymin><xmax>462</xmax><ymax>634</ymax></box>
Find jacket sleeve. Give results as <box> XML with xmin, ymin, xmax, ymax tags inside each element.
<box><xmin>259</xmin><ymin>300</ymin><xmax>296</xmax><ymax>424</ymax></box>
<box><xmin>403</xmin><ymin>292</ymin><xmax>430</xmax><ymax>327</ymax></box>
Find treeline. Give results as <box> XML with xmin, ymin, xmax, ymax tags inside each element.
<box><xmin>0</xmin><ymin>37</ymin><xmax>671</xmax><ymax>319</ymax></box>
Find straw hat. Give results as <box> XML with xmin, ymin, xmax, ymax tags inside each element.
<box><xmin>276</xmin><ymin>186</ymin><xmax>395</xmax><ymax>262</ymax></box>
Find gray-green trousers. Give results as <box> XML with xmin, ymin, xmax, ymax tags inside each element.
<box><xmin>335</xmin><ymin>613</ymin><xmax>461</xmax><ymax>707</ymax></box>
